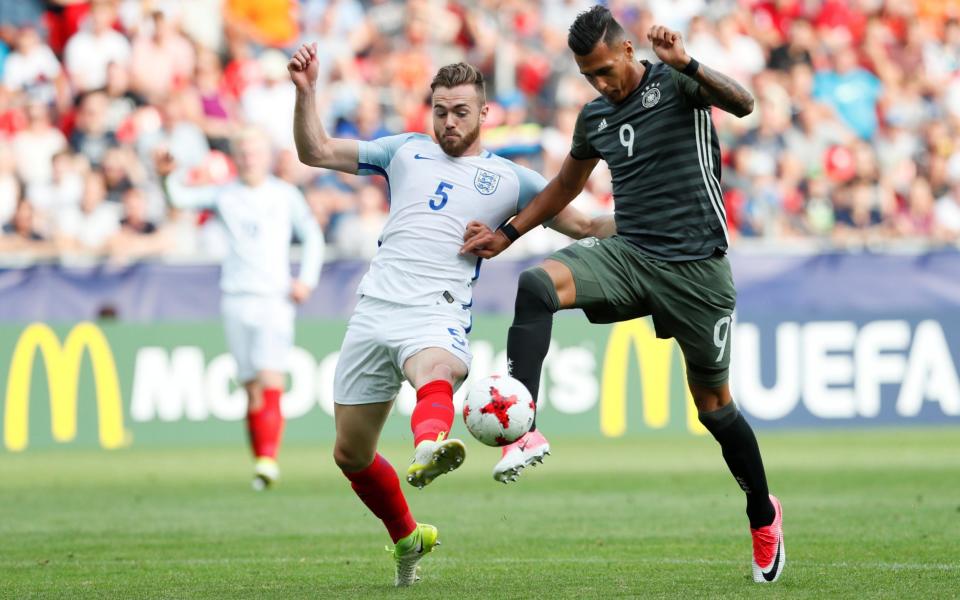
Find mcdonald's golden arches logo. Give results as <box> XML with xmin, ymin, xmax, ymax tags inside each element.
<box><xmin>4</xmin><ymin>322</ymin><xmax>128</xmax><ymax>452</ymax></box>
<box><xmin>600</xmin><ymin>319</ymin><xmax>707</xmax><ymax>437</ymax></box>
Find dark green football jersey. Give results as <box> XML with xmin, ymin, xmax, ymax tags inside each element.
<box><xmin>571</xmin><ymin>60</ymin><xmax>728</xmax><ymax>261</ymax></box>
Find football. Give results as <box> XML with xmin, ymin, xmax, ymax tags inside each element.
<box><xmin>463</xmin><ymin>375</ymin><xmax>535</xmax><ymax>446</ymax></box>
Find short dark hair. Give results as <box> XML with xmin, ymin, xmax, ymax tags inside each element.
<box><xmin>430</xmin><ymin>63</ymin><xmax>486</xmax><ymax>104</ymax></box>
<box><xmin>568</xmin><ymin>5</ymin><xmax>625</xmax><ymax>56</ymax></box>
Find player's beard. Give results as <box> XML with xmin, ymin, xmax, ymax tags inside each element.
<box><xmin>438</xmin><ymin>121</ymin><xmax>481</xmax><ymax>157</ymax></box>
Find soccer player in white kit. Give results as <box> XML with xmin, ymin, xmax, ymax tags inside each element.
<box><xmin>156</xmin><ymin>128</ymin><xmax>324</xmax><ymax>490</ymax></box>
<box><xmin>289</xmin><ymin>43</ymin><xmax>613</xmax><ymax>586</ymax></box>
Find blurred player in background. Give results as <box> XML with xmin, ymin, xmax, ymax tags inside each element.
<box><xmin>288</xmin><ymin>43</ymin><xmax>612</xmax><ymax>586</ymax></box>
<box><xmin>462</xmin><ymin>7</ymin><xmax>785</xmax><ymax>584</ymax></box>
<box><xmin>156</xmin><ymin>128</ymin><xmax>324</xmax><ymax>491</ymax></box>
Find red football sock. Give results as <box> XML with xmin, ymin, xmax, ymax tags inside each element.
<box><xmin>343</xmin><ymin>454</ymin><xmax>417</xmax><ymax>543</ymax></box>
<box><xmin>247</xmin><ymin>387</ymin><xmax>284</xmax><ymax>459</ymax></box>
<box><xmin>411</xmin><ymin>379</ymin><xmax>454</xmax><ymax>447</ymax></box>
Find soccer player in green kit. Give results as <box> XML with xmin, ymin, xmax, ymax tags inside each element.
<box><xmin>461</xmin><ymin>6</ymin><xmax>785</xmax><ymax>584</ymax></box>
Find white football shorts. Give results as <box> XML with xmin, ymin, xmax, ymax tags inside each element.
<box><xmin>221</xmin><ymin>293</ymin><xmax>295</xmax><ymax>383</ymax></box>
<box><xmin>334</xmin><ymin>295</ymin><xmax>473</xmax><ymax>405</ymax></box>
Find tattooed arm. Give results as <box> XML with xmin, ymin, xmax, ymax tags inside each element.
<box><xmin>647</xmin><ymin>24</ymin><xmax>755</xmax><ymax>118</ymax></box>
<box><xmin>689</xmin><ymin>63</ymin><xmax>755</xmax><ymax>117</ymax></box>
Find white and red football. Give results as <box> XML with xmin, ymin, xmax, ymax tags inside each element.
<box><xmin>463</xmin><ymin>375</ymin><xmax>535</xmax><ymax>447</ymax></box>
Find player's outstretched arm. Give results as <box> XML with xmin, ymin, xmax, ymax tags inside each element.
<box><xmin>548</xmin><ymin>208</ymin><xmax>616</xmax><ymax>240</ymax></box>
<box><xmin>460</xmin><ymin>154</ymin><xmax>599</xmax><ymax>258</ymax></box>
<box><xmin>289</xmin><ymin>190</ymin><xmax>324</xmax><ymax>304</ymax></box>
<box><xmin>154</xmin><ymin>150</ymin><xmax>218</xmax><ymax>210</ymax></box>
<box><xmin>647</xmin><ymin>25</ymin><xmax>754</xmax><ymax>118</ymax></box>
<box><xmin>290</xmin><ymin>43</ymin><xmax>360</xmax><ymax>173</ymax></box>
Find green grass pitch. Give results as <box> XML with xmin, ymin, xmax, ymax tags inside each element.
<box><xmin>2</xmin><ymin>428</ymin><xmax>959</xmax><ymax>599</ymax></box>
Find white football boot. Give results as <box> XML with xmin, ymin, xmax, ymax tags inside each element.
<box><xmin>251</xmin><ymin>457</ymin><xmax>280</xmax><ymax>491</ymax></box>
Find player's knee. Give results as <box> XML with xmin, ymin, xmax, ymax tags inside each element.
<box><xmin>426</xmin><ymin>362</ymin><xmax>455</xmax><ymax>384</ymax></box>
<box><xmin>516</xmin><ymin>268</ymin><xmax>561</xmax><ymax>314</ymax></box>
<box><xmin>256</xmin><ymin>370</ymin><xmax>284</xmax><ymax>390</ymax></box>
<box><xmin>333</xmin><ymin>443</ymin><xmax>374</xmax><ymax>473</ymax></box>
<box><xmin>689</xmin><ymin>383</ymin><xmax>732</xmax><ymax>413</ymax></box>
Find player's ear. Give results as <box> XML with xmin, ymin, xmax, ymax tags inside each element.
<box><xmin>479</xmin><ymin>102</ymin><xmax>489</xmax><ymax>124</ymax></box>
<box><xmin>622</xmin><ymin>39</ymin><xmax>634</xmax><ymax>61</ymax></box>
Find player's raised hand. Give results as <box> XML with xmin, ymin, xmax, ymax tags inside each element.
<box><xmin>288</xmin><ymin>43</ymin><xmax>319</xmax><ymax>90</ymax></box>
<box><xmin>647</xmin><ymin>25</ymin><xmax>690</xmax><ymax>71</ymax></box>
<box><xmin>460</xmin><ymin>223</ymin><xmax>511</xmax><ymax>258</ymax></box>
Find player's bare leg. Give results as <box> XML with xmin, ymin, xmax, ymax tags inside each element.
<box><xmin>495</xmin><ymin>259</ymin><xmax>574</xmax><ymax>483</ymax></box>
<box><xmin>246</xmin><ymin>370</ymin><xmax>285</xmax><ymax>490</ymax></box>
<box><xmin>692</xmin><ymin>383</ymin><xmax>784</xmax><ymax>582</ymax></box>
<box><xmin>334</xmin><ymin>401</ymin><xmax>439</xmax><ymax>586</ymax></box>
<box><xmin>403</xmin><ymin>348</ymin><xmax>468</xmax><ymax>489</ymax></box>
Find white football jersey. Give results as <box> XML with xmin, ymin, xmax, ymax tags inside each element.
<box><xmin>355</xmin><ymin>134</ymin><xmax>546</xmax><ymax>308</ymax></box>
<box><xmin>165</xmin><ymin>174</ymin><xmax>325</xmax><ymax>296</ymax></box>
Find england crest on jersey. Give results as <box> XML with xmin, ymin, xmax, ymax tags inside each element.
<box><xmin>474</xmin><ymin>168</ymin><xmax>501</xmax><ymax>195</ymax></box>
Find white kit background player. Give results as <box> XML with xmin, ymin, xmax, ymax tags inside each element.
<box><xmin>289</xmin><ymin>42</ymin><xmax>613</xmax><ymax>586</ymax></box>
<box><xmin>156</xmin><ymin>128</ymin><xmax>325</xmax><ymax>490</ymax></box>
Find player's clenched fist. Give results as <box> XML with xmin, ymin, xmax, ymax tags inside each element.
<box><xmin>460</xmin><ymin>221</ymin><xmax>511</xmax><ymax>259</ymax></box>
<box><xmin>646</xmin><ymin>25</ymin><xmax>691</xmax><ymax>71</ymax></box>
<box><xmin>288</xmin><ymin>42</ymin><xmax>320</xmax><ymax>90</ymax></box>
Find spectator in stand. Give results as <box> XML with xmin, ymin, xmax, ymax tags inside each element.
<box><xmin>896</xmin><ymin>177</ymin><xmax>937</xmax><ymax>239</ymax></box>
<box><xmin>27</xmin><ymin>149</ymin><xmax>84</xmax><ymax>235</ymax></box>
<box><xmin>738</xmin><ymin>94</ymin><xmax>791</xmax><ymax>162</ymax></box>
<box><xmin>784</xmin><ymin>99</ymin><xmax>853</xmax><ymax>176</ymax></box>
<box><xmin>13</xmin><ymin>101</ymin><xmax>67</xmax><ymax>186</ymax></box>
<box><xmin>136</xmin><ymin>92</ymin><xmax>210</xmax><ymax>173</ymax></box>
<box><xmin>101</xmin><ymin>146</ymin><xmax>138</xmax><ymax>204</ymax></box>
<box><xmin>0</xmin><ymin>143</ymin><xmax>19</xmax><ymax>224</ymax></box>
<box><xmin>70</xmin><ymin>90</ymin><xmax>118</xmax><ymax>168</ymax></box>
<box><xmin>334</xmin><ymin>90</ymin><xmax>392</xmax><ymax>140</ymax></box>
<box><xmin>3</xmin><ymin>26</ymin><xmax>66</xmax><ymax>109</ymax></box>
<box><xmin>192</xmin><ymin>48</ymin><xmax>238</xmax><ymax>154</ymax></box>
<box><xmin>768</xmin><ymin>18</ymin><xmax>816</xmax><ymax>72</ymax></box>
<box><xmin>935</xmin><ymin>179</ymin><xmax>960</xmax><ymax>242</ymax></box>
<box><xmin>814</xmin><ymin>43</ymin><xmax>882</xmax><ymax>140</ymax></box>
<box><xmin>225</xmin><ymin>0</ymin><xmax>299</xmax><ymax>49</ymax></box>
<box><xmin>332</xmin><ymin>184</ymin><xmax>388</xmax><ymax>260</ymax></box>
<box><xmin>103</xmin><ymin>61</ymin><xmax>146</xmax><ymax>136</ymax></box>
<box><xmin>130</xmin><ymin>9</ymin><xmax>196</xmax><ymax>103</ymax></box>
<box><xmin>241</xmin><ymin>49</ymin><xmax>296</xmax><ymax>151</ymax></box>
<box><xmin>55</xmin><ymin>169</ymin><xmax>120</xmax><ymax>255</ymax></box>
<box><xmin>923</xmin><ymin>18</ymin><xmax>960</xmax><ymax>86</ymax></box>
<box><xmin>0</xmin><ymin>196</ymin><xmax>53</xmax><ymax>256</ymax></box>
<box><xmin>64</xmin><ymin>0</ymin><xmax>131</xmax><ymax>93</ymax></box>
<box><xmin>833</xmin><ymin>178</ymin><xmax>892</xmax><ymax>246</ymax></box>
<box><xmin>107</xmin><ymin>186</ymin><xmax>170</xmax><ymax>261</ymax></box>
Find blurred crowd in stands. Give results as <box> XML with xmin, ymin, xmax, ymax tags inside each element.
<box><xmin>0</xmin><ymin>0</ymin><xmax>959</xmax><ymax>264</ymax></box>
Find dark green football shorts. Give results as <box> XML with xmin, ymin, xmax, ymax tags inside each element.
<box><xmin>549</xmin><ymin>235</ymin><xmax>736</xmax><ymax>388</ymax></box>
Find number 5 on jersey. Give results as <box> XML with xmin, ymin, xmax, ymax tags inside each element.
<box><xmin>430</xmin><ymin>181</ymin><xmax>454</xmax><ymax>211</ymax></box>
